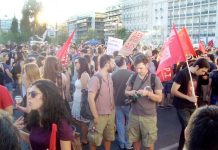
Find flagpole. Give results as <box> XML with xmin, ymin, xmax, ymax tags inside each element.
<box><xmin>186</xmin><ymin>59</ymin><xmax>198</xmax><ymax>108</ymax></box>
<box><xmin>173</xmin><ymin>25</ymin><xmax>198</xmax><ymax>108</ymax></box>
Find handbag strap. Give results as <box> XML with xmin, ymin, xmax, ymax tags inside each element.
<box><xmin>94</xmin><ymin>74</ymin><xmax>102</xmax><ymax>102</ymax></box>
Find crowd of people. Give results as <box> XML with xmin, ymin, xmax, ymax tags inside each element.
<box><xmin>0</xmin><ymin>42</ymin><xmax>218</xmax><ymax>150</ymax></box>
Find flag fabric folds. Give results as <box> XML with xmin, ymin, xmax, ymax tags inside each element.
<box><xmin>208</xmin><ymin>40</ymin><xmax>214</xmax><ymax>47</ymax></box>
<box><xmin>56</xmin><ymin>29</ymin><xmax>75</xmax><ymax>66</ymax></box>
<box><xmin>178</xmin><ymin>27</ymin><xmax>197</xmax><ymax>56</ymax></box>
<box><xmin>198</xmin><ymin>41</ymin><xmax>207</xmax><ymax>54</ymax></box>
<box><xmin>49</xmin><ymin>123</ymin><xmax>57</xmax><ymax>150</ymax></box>
<box><xmin>156</xmin><ymin>25</ymin><xmax>186</xmax><ymax>76</ymax></box>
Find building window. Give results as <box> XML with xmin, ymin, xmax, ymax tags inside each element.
<box><xmin>209</xmin><ymin>15</ymin><xmax>216</xmax><ymax>22</ymax></box>
<box><xmin>201</xmin><ymin>5</ymin><xmax>208</xmax><ymax>14</ymax></box>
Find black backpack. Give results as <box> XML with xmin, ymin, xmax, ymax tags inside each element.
<box><xmin>80</xmin><ymin>74</ymin><xmax>102</xmax><ymax>120</ymax></box>
<box><xmin>211</xmin><ymin>70</ymin><xmax>218</xmax><ymax>95</ymax></box>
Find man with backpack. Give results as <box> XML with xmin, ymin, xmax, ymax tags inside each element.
<box><xmin>87</xmin><ymin>54</ymin><xmax>115</xmax><ymax>150</ymax></box>
<box><xmin>125</xmin><ymin>54</ymin><xmax>163</xmax><ymax>150</ymax></box>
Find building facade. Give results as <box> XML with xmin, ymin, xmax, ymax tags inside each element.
<box><xmin>121</xmin><ymin>0</ymin><xmax>168</xmax><ymax>45</ymax></box>
<box><xmin>67</xmin><ymin>12</ymin><xmax>106</xmax><ymax>43</ymax></box>
<box><xmin>0</xmin><ymin>16</ymin><xmax>12</xmax><ymax>32</ymax></box>
<box><xmin>104</xmin><ymin>4</ymin><xmax>122</xmax><ymax>44</ymax></box>
<box><xmin>168</xmin><ymin>0</ymin><xmax>218</xmax><ymax>46</ymax></box>
<box><xmin>151</xmin><ymin>0</ymin><xmax>168</xmax><ymax>45</ymax></box>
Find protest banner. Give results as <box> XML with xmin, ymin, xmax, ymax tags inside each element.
<box><xmin>106</xmin><ymin>37</ymin><xmax>123</xmax><ymax>55</ymax></box>
<box><xmin>119</xmin><ymin>31</ymin><xmax>144</xmax><ymax>56</ymax></box>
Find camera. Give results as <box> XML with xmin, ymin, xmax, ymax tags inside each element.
<box><xmin>125</xmin><ymin>92</ymin><xmax>141</xmax><ymax>104</ymax></box>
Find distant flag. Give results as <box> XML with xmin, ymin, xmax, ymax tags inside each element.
<box><xmin>49</xmin><ymin>123</ymin><xmax>57</xmax><ymax>150</ymax></box>
<box><xmin>156</xmin><ymin>25</ymin><xmax>186</xmax><ymax>77</ymax></box>
<box><xmin>178</xmin><ymin>27</ymin><xmax>197</xmax><ymax>56</ymax></box>
<box><xmin>56</xmin><ymin>29</ymin><xmax>76</xmax><ymax>66</ymax></box>
<box><xmin>198</xmin><ymin>41</ymin><xmax>207</xmax><ymax>54</ymax></box>
<box><xmin>208</xmin><ymin>40</ymin><xmax>214</xmax><ymax>47</ymax></box>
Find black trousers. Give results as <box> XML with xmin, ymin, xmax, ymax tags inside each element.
<box><xmin>176</xmin><ymin>108</ymin><xmax>195</xmax><ymax>150</ymax></box>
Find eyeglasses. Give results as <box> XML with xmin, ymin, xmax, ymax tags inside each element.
<box><xmin>27</xmin><ymin>91</ymin><xmax>41</xmax><ymax>98</ymax></box>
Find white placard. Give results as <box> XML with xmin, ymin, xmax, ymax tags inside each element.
<box><xmin>106</xmin><ymin>37</ymin><xmax>123</xmax><ymax>55</ymax></box>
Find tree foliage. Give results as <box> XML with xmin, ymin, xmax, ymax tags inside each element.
<box><xmin>115</xmin><ymin>28</ymin><xmax>131</xmax><ymax>42</ymax></box>
<box><xmin>20</xmin><ymin>0</ymin><xmax>46</xmax><ymax>42</ymax></box>
<box><xmin>10</xmin><ymin>16</ymin><xmax>19</xmax><ymax>33</ymax></box>
<box><xmin>0</xmin><ymin>16</ymin><xmax>21</xmax><ymax>44</ymax></box>
<box><xmin>80</xmin><ymin>28</ymin><xmax>104</xmax><ymax>43</ymax></box>
<box><xmin>49</xmin><ymin>25</ymin><xmax>68</xmax><ymax>45</ymax></box>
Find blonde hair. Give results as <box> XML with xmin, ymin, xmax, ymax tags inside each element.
<box><xmin>23</xmin><ymin>63</ymin><xmax>41</xmax><ymax>85</ymax></box>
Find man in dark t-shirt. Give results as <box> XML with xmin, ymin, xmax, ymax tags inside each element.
<box><xmin>171</xmin><ymin>58</ymin><xmax>210</xmax><ymax>150</ymax></box>
<box><xmin>112</xmin><ymin>56</ymin><xmax>133</xmax><ymax>149</ymax></box>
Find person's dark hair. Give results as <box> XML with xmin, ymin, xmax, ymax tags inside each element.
<box><xmin>16</xmin><ymin>52</ymin><xmax>25</xmax><ymax>62</ymax></box>
<box><xmin>77</xmin><ymin>57</ymin><xmax>90</xmax><ymax>79</ymax></box>
<box><xmin>115</xmin><ymin>56</ymin><xmax>126</xmax><ymax>67</ymax></box>
<box><xmin>152</xmin><ymin>49</ymin><xmax>159</xmax><ymax>56</ymax></box>
<box><xmin>133</xmin><ymin>54</ymin><xmax>148</xmax><ymax>66</ymax></box>
<box><xmin>207</xmin><ymin>54</ymin><xmax>215</xmax><ymax>63</ymax></box>
<box><xmin>40</xmin><ymin>52</ymin><xmax>46</xmax><ymax>57</ymax></box>
<box><xmin>27</xmin><ymin>79</ymin><xmax>71</xmax><ymax>131</ymax></box>
<box><xmin>113</xmin><ymin>51</ymin><xmax>119</xmax><ymax>58</ymax></box>
<box><xmin>43</xmin><ymin>56</ymin><xmax>64</xmax><ymax>97</ymax></box>
<box><xmin>0</xmin><ymin>111</ymin><xmax>21</xmax><ymax>150</ymax></box>
<box><xmin>192</xmin><ymin>58</ymin><xmax>210</xmax><ymax>69</ymax></box>
<box><xmin>80</xmin><ymin>48</ymin><xmax>88</xmax><ymax>54</ymax></box>
<box><xmin>97</xmin><ymin>46</ymin><xmax>103</xmax><ymax>55</ymax></box>
<box><xmin>195</xmin><ymin>50</ymin><xmax>203</xmax><ymax>56</ymax></box>
<box><xmin>43</xmin><ymin>56</ymin><xmax>62</xmax><ymax>83</ymax></box>
<box><xmin>84</xmin><ymin>55</ymin><xmax>91</xmax><ymax>64</ymax></box>
<box><xmin>36</xmin><ymin>55</ymin><xmax>45</xmax><ymax>68</ymax></box>
<box><xmin>99</xmin><ymin>54</ymin><xmax>113</xmax><ymax>69</ymax></box>
<box><xmin>186</xmin><ymin>105</ymin><xmax>218</xmax><ymax>150</ymax></box>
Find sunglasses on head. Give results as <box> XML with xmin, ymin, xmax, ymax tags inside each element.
<box><xmin>27</xmin><ymin>91</ymin><xmax>40</xmax><ymax>98</ymax></box>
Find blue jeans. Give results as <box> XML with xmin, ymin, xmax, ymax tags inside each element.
<box><xmin>210</xmin><ymin>94</ymin><xmax>218</xmax><ymax>105</ymax></box>
<box><xmin>116</xmin><ymin>106</ymin><xmax>132</xmax><ymax>149</ymax></box>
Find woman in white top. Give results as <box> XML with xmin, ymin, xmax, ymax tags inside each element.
<box><xmin>72</xmin><ymin>57</ymin><xmax>90</xmax><ymax>145</ymax></box>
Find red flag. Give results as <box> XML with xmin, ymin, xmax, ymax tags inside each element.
<box><xmin>208</xmin><ymin>40</ymin><xmax>214</xmax><ymax>47</ymax></box>
<box><xmin>178</xmin><ymin>27</ymin><xmax>197</xmax><ymax>56</ymax></box>
<box><xmin>198</xmin><ymin>41</ymin><xmax>207</xmax><ymax>54</ymax></box>
<box><xmin>158</xmin><ymin>67</ymin><xmax>172</xmax><ymax>82</ymax></box>
<box><xmin>49</xmin><ymin>123</ymin><xmax>57</xmax><ymax>150</ymax></box>
<box><xmin>56</xmin><ymin>29</ymin><xmax>75</xmax><ymax>66</ymax></box>
<box><xmin>156</xmin><ymin>25</ymin><xmax>186</xmax><ymax>76</ymax></box>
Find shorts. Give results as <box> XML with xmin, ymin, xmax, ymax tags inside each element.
<box><xmin>87</xmin><ymin>112</ymin><xmax>115</xmax><ymax>146</ymax></box>
<box><xmin>128</xmin><ymin>113</ymin><xmax>157</xmax><ymax>148</ymax></box>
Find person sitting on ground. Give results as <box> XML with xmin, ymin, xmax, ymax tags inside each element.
<box><xmin>185</xmin><ymin>105</ymin><xmax>218</xmax><ymax>150</ymax></box>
